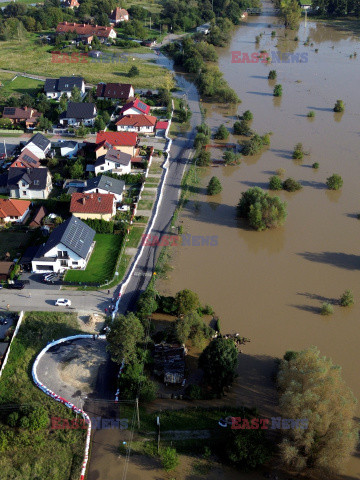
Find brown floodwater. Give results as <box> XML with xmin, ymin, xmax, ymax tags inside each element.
<box><xmin>158</xmin><ymin>2</ymin><xmax>360</xmax><ymax>477</ymax></box>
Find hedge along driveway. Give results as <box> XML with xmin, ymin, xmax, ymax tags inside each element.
<box><xmin>65</xmin><ymin>234</ymin><xmax>123</xmax><ymax>284</ymax></box>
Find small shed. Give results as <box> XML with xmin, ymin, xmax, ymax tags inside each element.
<box><xmin>153</xmin><ymin>343</ymin><xmax>186</xmax><ymax>385</ymax></box>
<box><xmin>0</xmin><ymin>262</ymin><xmax>14</xmax><ymax>281</ymax></box>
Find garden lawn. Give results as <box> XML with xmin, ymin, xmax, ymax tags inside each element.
<box><xmin>0</xmin><ymin>311</ymin><xmax>86</xmax><ymax>480</ymax></box>
<box><xmin>0</xmin><ymin>230</ymin><xmax>32</xmax><ymax>259</ymax></box>
<box><xmin>65</xmin><ymin>234</ymin><xmax>122</xmax><ymax>284</ymax></box>
<box><xmin>0</xmin><ymin>75</ymin><xmax>44</xmax><ymax>97</ymax></box>
<box><xmin>127</xmin><ymin>226</ymin><xmax>145</xmax><ymax>248</ymax></box>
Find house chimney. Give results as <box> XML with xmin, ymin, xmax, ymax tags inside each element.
<box><xmin>81</xmin><ymin>197</ymin><xmax>86</xmax><ymax>204</ymax></box>
<box><xmin>24</xmin><ymin>106</ymin><xmax>28</xmax><ymax>111</ymax></box>
<box><xmin>26</xmin><ymin>167</ymin><xmax>30</xmax><ymax>175</ymax></box>
<box><xmin>98</xmin><ymin>197</ymin><xmax>101</xmax><ymax>202</ymax></box>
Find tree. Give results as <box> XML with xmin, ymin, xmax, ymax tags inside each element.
<box><xmin>214</xmin><ymin>124</ymin><xmax>229</xmax><ymax>140</ymax></box>
<box><xmin>0</xmin><ymin>118</ymin><xmax>13</xmax><ymax>129</ymax></box>
<box><xmin>59</xmin><ymin>92</ymin><xmax>68</xmax><ymax>112</ymax></box>
<box><xmin>273</xmin><ymin>84</ymin><xmax>283</xmax><ymax>97</ymax></box>
<box><xmin>333</xmin><ymin>99</ymin><xmax>345</xmax><ymax>112</ymax></box>
<box><xmin>196</xmin><ymin>149</ymin><xmax>211</xmax><ymax>166</ymax></box>
<box><xmin>136</xmin><ymin>287</ymin><xmax>158</xmax><ymax>320</ymax></box>
<box><xmin>207</xmin><ymin>176</ymin><xmax>222</xmax><ymax>195</ymax></box>
<box><xmin>233</xmin><ymin>119</ymin><xmax>252</xmax><ymax>136</ymax></box>
<box><xmin>268</xmin><ymin>70</ymin><xmax>277</xmax><ymax>80</ymax></box>
<box><xmin>292</xmin><ymin>143</ymin><xmax>304</xmax><ymax>160</ymax></box>
<box><xmin>241</xmin><ymin>134</ymin><xmax>269</xmax><ymax>156</ymax></box>
<box><xmin>326</xmin><ymin>173</ymin><xmax>343</xmax><ymax>190</ymax></box>
<box><xmin>75</xmin><ymin>125</ymin><xmax>89</xmax><ymax>138</ymax></box>
<box><xmin>225</xmin><ymin>429</ymin><xmax>271</xmax><ymax>469</ymax></box>
<box><xmin>194</xmin><ymin>133</ymin><xmax>210</xmax><ymax>150</ymax></box>
<box><xmin>223</xmin><ymin>150</ymin><xmax>241</xmax><ymax>165</ymax></box>
<box><xmin>282</xmin><ymin>177</ymin><xmax>302</xmax><ymax>192</ymax></box>
<box><xmin>199</xmin><ymin>337</ymin><xmax>238</xmax><ymax>393</ymax></box>
<box><xmin>70</xmin><ymin>86</ymin><xmax>82</xmax><ymax>102</ymax></box>
<box><xmin>277</xmin><ymin>346</ymin><xmax>358</xmax><ymax>474</ymax></box>
<box><xmin>339</xmin><ymin>289</ymin><xmax>354</xmax><ymax>307</ymax></box>
<box><xmin>94</xmin><ymin>116</ymin><xmax>106</xmax><ymax>131</ymax></box>
<box><xmin>174</xmin><ymin>311</ymin><xmax>212</xmax><ymax>346</ymax></box>
<box><xmin>37</xmin><ymin>114</ymin><xmax>52</xmax><ymax>132</ymax></box>
<box><xmin>321</xmin><ymin>302</ymin><xmax>334</xmax><ymax>315</ymax></box>
<box><xmin>69</xmin><ymin>160</ymin><xmax>84</xmax><ymax>179</ymax></box>
<box><xmin>280</xmin><ymin>0</ymin><xmax>301</xmax><ymax>29</ymax></box>
<box><xmin>128</xmin><ymin>65</ymin><xmax>140</xmax><ymax>77</ymax></box>
<box><xmin>269</xmin><ymin>175</ymin><xmax>283</xmax><ymax>190</ymax></box>
<box><xmin>237</xmin><ymin>187</ymin><xmax>287</xmax><ymax>231</ymax></box>
<box><xmin>175</xmin><ymin>289</ymin><xmax>200</xmax><ymax>315</ymax></box>
<box><xmin>160</xmin><ymin>447</ymin><xmax>179</xmax><ymax>471</ymax></box>
<box><xmin>106</xmin><ymin>312</ymin><xmax>145</xmax><ymax>364</ymax></box>
<box><xmin>242</xmin><ymin>110</ymin><xmax>253</xmax><ymax>121</ymax></box>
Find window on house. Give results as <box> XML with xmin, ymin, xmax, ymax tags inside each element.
<box><xmin>100</xmin><ymin>167</ymin><xmax>104</xmax><ymax>171</ymax></box>
<box><xmin>116</xmin><ymin>163</ymin><xmax>120</xmax><ymax>168</ymax></box>
<box><xmin>23</xmin><ymin>191</ymin><xmax>27</xmax><ymax>195</ymax></box>
<box><xmin>73</xmin><ymin>261</ymin><xmax>78</xmax><ymax>265</ymax></box>
<box><xmin>22</xmin><ymin>182</ymin><xmax>26</xmax><ymax>187</ymax></box>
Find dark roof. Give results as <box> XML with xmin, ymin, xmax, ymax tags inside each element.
<box><xmin>64</xmin><ymin>102</ymin><xmax>96</xmax><ymax>119</ymax></box>
<box><xmin>44</xmin><ymin>76</ymin><xmax>84</xmax><ymax>93</ymax></box>
<box><xmin>60</xmin><ymin>141</ymin><xmax>78</xmax><ymax>149</ymax></box>
<box><xmin>26</xmin><ymin>133</ymin><xmax>51</xmax><ymax>152</ymax></box>
<box><xmin>36</xmin><ymin>216</ymin><xmax>95</xmax><ymax>259</ymax></box>
<box><xmin>7</xmin><ymin>167</ymin><xmax>49</xmax><ymax>190</ymax></box>
<box><xmin>96</xmin><ymin>83</ymin><xmax>133</xmax><ymax>99</ymax></box>
<box><xmin>95</xmin><ymin>148</ymin><xmax>132</xmax><ymax>168</ymax></box>
<box><xmin>20</xmin><ymin>245</ymin><xmax>39</xmax><ymax>264</ymax></box>
<box><xmin>85</xmin><ymin>175</ymin><xmax>125</xmax><ymax>196</ymax></box>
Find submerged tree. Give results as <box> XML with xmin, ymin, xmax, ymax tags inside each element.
<box><xmin>277</xmin><ymin>346</ymin><xmax>358</xmax><ymax>474</ymax></box>
<box><xmin>280</xmin><ymin>0</ymin><xmax>301</xmax><ymax>29</ymax></box>
<box><xmin>207</xmin><ymin>176</ymin><xmax>222</xmax><ymax>195</ymax></box>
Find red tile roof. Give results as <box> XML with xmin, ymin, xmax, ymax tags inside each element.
<box><xmin>70</xmin><ymin>193</ymin><xmax>115</xmax><ymax>214</ymax></box>
<box><xmin>120</xmin><ymin>98</ymin><xmax>151</xmax><ymax>115</ymax></box>
<box><xmin>56</xmin><ymin>22</ymin><xmax>115</xmax><ymax>38</ymax></box>
<box><xmin>0</xmin><ymin>199</ymin><xmax>30</xmax><ymax>219</ymax></box>
<box><xmin>11</xmin><ymin>148</ymin><xmax>41</xmax><ymax>169</ymax></box>
<box><xmin>116</xmin><ymin>114</ymin><xmax>157</xmax><ymax>127</ymax></box>
<box><xmin>96</xmin><ymin>83</ymin><xmax>133</xmax><ymax>100</ymax></box>
<box><xmin>156</xmin><ymin>121</ymin><xmax>169</xmax><ymax>130</ymax></box>
<box><xmin>96</xmin><ymin>131</ymin><xmax>138</xmax><ymax>147</ymax></box>
<box><xmin>110</xmin><ymin>7</ymin><xmax>129</xmax><ymax>21</ymax></box>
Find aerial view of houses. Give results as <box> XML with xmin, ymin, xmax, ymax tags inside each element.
<box><xmin>0</xmin><ymin>1</ymin><xmax>359</xmax><ymax>480</ymax></box>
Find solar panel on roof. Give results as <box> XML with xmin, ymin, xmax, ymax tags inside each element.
<box><xmin>5</xmin><ymin>108</ymin><xmax>16</xmax><ymax>115</ymax></box>
<box><xmin>137</xmin><ymin>101</ymin><xmax>148</xmax><ymax>111</ymax></box>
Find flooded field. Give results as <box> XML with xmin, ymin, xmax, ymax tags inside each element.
<box><xmin>158</xmin><ymin>3</ymin><xmax>360</xmax><ymax>477</ymax></box>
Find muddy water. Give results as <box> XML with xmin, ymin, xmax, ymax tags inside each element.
<box><xmin>158</xmin><ymin>2</ymin><xmax>360</xmax><ymax>477</ymax></box>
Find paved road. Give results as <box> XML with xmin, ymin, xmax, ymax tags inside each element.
<box><xmin>117</xmin><ymin>59</ymin><xmax>201</xmax><ymax>314</ymax></box>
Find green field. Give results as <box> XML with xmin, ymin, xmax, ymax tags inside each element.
<box><xmin>0</xmin><ymin>33</ymin><xmax>170</xmax><ymax>89</ymax></box>
<box><xmin>0</xmin><ymin>75</ymin><xmax>44</xmax><ymax>97</ymax></box>
<box><xmin>137</xmin><ymin>199</ymin><xmax>154</xmax><ymax>210</ymax></box>
<box><xmin>65</xmin><ymin>233</ymin><xmax>123</xmax><ymax>284</ymax></box>
<box><xmin>127</xmin><ymin>226</ymin><xmax>145</xmax><ymax>248</ymax></box>
<box><xmin>0</xmin><ymin>311</ymin><xmax>86</xmax><ymax>480</ymax></box>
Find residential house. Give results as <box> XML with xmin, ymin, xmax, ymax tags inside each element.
<box><xmin>2</xmin><ymin>106</ymin><xmax>41</xmax><ymax>128</ymax></box>
<box><xmin>94</xmin><ymin>149</ymin><xmax>132</xmax><ymax>176</ymax></box>
<box><xmin>95</xmin><ymin>131</ymin><xmax>138</xmax><ymax>158</ymax></box>
<box><xmin>62</xmin><ymin>0</ymin><xmax>80</xmax><ymax>8</ymax></box>
<box><xmin>29</xmin><ymin>205</ymin><xmax>47</xmax><ymax>228</ymax></box>
<box><xmin>96</xmin><ymin>83</ymin><xmax>134</xmax><ymax>101</ymax></box>
<box><xmin>0</xmin><ymin>198</ymin><xmax>30</xmax><ymax>223</ymax></box>
<box><xmin>22</xmin><ymin>133</ymin><xmax>51</xmax><ymax>159</ymax></box>
<box><xmin>153</xmin><ymin>343</ymin><xmax>186</xmax><ymax>385</ymax></box>
<box><xmin>7</xmin><ymin>167</ymin><xmax>52</xmax><ymax>199</ymax></box>
<box><xmin>60</xmin><ymin>141</ymin><xmax>79</xmax><ymax>158</ymax></box>
<box><xmin>119</xmin><ymin>98</ymin><xmax>151</xmax><ymax>116</ymax></box>
<box><xmin>31</xmin><ymin>215</ymin><xmax>96</xmax><ymax>273</ymax></box>
<box><xmin>59</xmin><ymin>102</ymin><xmax>97</xmax><ymax>127</ymax></box>
<box><xmin>116</xmin><ymin>114</ymin><xmax>157</xmax><ymax>135</ymax></box>
<box><xmin>56</xmin><ymin>22</ymin><xmax>117</xmax><ymax>44</ymax></box>
<box><xmin>10</xmin><ymin>149</ymin><xmax>41</xmax><ymax>169</ymax></box>
<box><xmin>83</xmin><ymin>175</ymin><xmax>125</xmax><ymax>202</ymax></box>
<box><xmin>0</xmin><ymin>262</ymin><xmax>14</xmax><ymax>281</ymax></box>
<box><xmin>70</xmin><ymin>192</ymin><xmax>116</xmax><ymax>221</ymax></box>
<box><xmin>109</xmin><ymin>7</ymin><xmax>129</xmax><ymax>23</ymax></box>
<box><xmin>155</xmin><ymin>121</ymin><xmax>169</xmax><ymax>137</ymax></box>
<box><xmin>44</xmin><ymin>76</ymin><xmax>85</xmax><ymax>100</ymax></box>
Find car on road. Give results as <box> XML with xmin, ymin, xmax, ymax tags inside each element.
<box><xmin>55</xmin><ymin>298</ymin><xmax>71</xmax><ymax>307</ymax></box>
<box><xmin>8</xmin><ymin>281</ymin><xmax>25</xmax><ymax>290</ymax></box>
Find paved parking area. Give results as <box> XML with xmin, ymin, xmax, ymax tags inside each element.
<box><xmin>0</xmin><ymin>314</ymin><xmax>14</xmax><ymax>339</ymax></box>
<box><xmin>20</xmin><ymin>272</ymin><xmax>61</xmax><ymax>291</ymax></box>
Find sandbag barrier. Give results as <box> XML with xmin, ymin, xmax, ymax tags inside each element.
<box><xmin>32</xmin><ymin>334</ymin><xmax>106</xmax><ymax>480</ymax></box>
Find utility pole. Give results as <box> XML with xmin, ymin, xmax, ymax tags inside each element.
<box><xmin>157</xmin><ymin>416</ymin><xmax>160</xmax><ymax>453</ymax></box>
<box><xmin>3</xmin><ymin>140</ymin><xmax>7</xmax><ymax>159</ymax></box>
<box><xmin>135</xmin><ymin>397</ymin><xmax>140</xmax><ymax>429</ymax></box>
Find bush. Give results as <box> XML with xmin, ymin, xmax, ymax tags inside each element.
<box><xmin>276</xmin><ymin>168</ymin><xmax>286</xmax><ymax>177</ymax></box>
<box><xmin>187</xmin><ymin>384</ymin><xmax>202</xmax><ymax>400</ymax></box>
<box><xmin>339</xmin><ymin>290</ymin><xmax>354</xmax><ymax>307</ymax></box>
<box><xmin>292</xmin><ymin>143</ymin><xmax>304</xmax><ymax>160</ymax></box>
<box><xmin>242</xmin><ymin>110</ymin><xmax>253</xmax><ymax>121</ymax></box>
<box><xmin>175</xmin><ymin>289</ymin><xmax>200</xmax><ymax>315</ymax></box>
<box><xmin>282</xmin><ymin>177</ymin><xmax>302</xmax><ymax>192</ymax></box>
<box><xmin>326</xmin><ymin>174</ymin><xmax>343</xmax><ymax>190</ymax></box>
<box><xmin>225</xmin><ymin>429</ymin><xmax>271</xmax><ymax>469</ymax></box>
<box><xmin>307</xmin><ymin>110</ymin><xmax>315</xmax><ymax>118</ymax></box>
<box><xmin>268</xmin><ymin>70</ymin><xmax>277</xmax><ymax>80</ymax></box>
<box><xmin>321</xmin><ymin>303</ymin><xmax>334</xmax><ymax>315</ymax></box>
<box><xmin>196</xmin><ymin>149</ymin><xmax>210</xmax><ymax>167</ymax></box>
<box><xmin>312</xmin><ymin>162</ymin><xmax>319</xmax><ymax>169</ymax></box>
<box><xmin>194</xmin><ymin>133</ymin><xmax>210</xmax><ymax>150</ymax></box>
<box><xmin>160</xmin><ymin>447</ymin><xmax>179</xmax><ymax>472</ymax></box>
<box><xmin>241</xmin><ymin>134</ymin><xmax>268</xmax><ymax>156</ymax></box>
<box><xmin>223</xmin><ymin>150</ymin><xmax>241</xmax><ymax>165</ymax></box>
<box><xmin>238</xmin><ymin>187</ymin><xmax>287</xmax><ymax>231</ymax></box>
<box><xmin>273</xmin><ymin>84</ymin><xmax>282</xmax><ymax>97</ymax></box>
<box><xmin>269</xmin><ymin>175</ymin><xmax>283</xmax><ymax>190</ymax></box>
<box><xmin>207</xmin><ymin>176</ymin><xmax>222</xmax><ymax>195</ymax></box>
<box><xmin>214</xmin><ymin>124</ymin><xmax>229</xmax><ymax>140</ymax></box>
<box><xmin>333</xmin><ymin>99</ymin><xmax>345</xmax><ymax>112</ymax></box>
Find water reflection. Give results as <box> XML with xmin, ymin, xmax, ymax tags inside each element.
<box><xmin>237</xmin><ymin>224</ymin><xmax>286</xmax><ymax>254</ymax></box>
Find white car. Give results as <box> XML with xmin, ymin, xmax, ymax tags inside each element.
<box><xmin>55</xmin><ymin>298</ymin><xmax>71</xmax><ymax>307</ymax></box>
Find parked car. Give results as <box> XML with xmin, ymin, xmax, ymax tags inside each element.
<box><xmin>8</xmin><ymin>281</ymin><xmax>25</xmax><ymax>290</ymax></box>
<box><xmin>0</xmin><ymin>318</ymin><xmax>8</xmax><ymax>325</ymax></box>
<box><xmin>55</xmin><ymin>298</ymin><xmax>71</xmax><ymax>307</ymax></box>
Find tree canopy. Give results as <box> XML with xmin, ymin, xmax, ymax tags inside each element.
<box><xmin>106</xmin><ymin>312</ymin><xmax>144</xmax><ymax>364</ymax></box>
